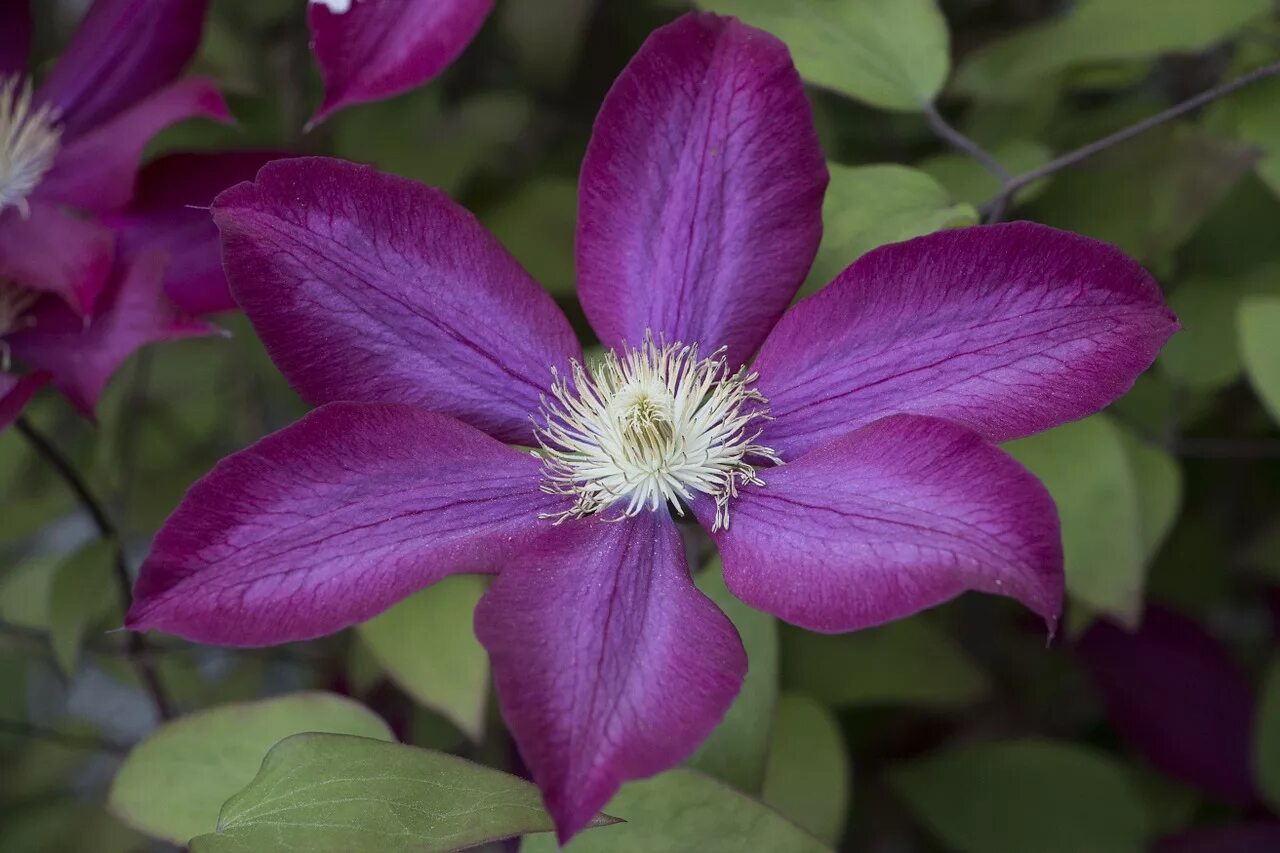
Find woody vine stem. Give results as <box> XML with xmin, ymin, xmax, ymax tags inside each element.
<box><xmin>14</xmin><ymin>415</ymin><xmax>174</xmax><ymax>720</ymax></box>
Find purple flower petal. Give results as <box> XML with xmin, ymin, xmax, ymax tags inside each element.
<box><xmin>307</xmin><ymin>0</ymin><xmax>493</xmax><ymax>127</ymax></box>
<box><xmin>709</xmin><ymin>414</ymin><xmax>1063</xmax><ymax>633</ymax></box>
<box><xmin>1076</xmin><ymin>606</ymin><xmax>1257</xmax><ymax>805</ymax></box>
<box><xmin>754</xmin><ymin>222</ymin><xmax>1179</xmax><ymax>458</ymax></box>
<box><xmin>36</xmin><ymin>77</ymin><xmax>231</xmax><ymax>214</ymax></box>
<box><xmin>0</xmin><ymin>370</ymin><xmax>48</xmax><ymax>432</ymax></box>
<box><xmin>36</xmin><ymin>0</ymin><xmax>209</xmax><ymax>136</ymax></box>
<box><xmin>106</xmin><ymin>150</ymin><xmax>289</xmax><ymax>316</ymax></box>
<box><xmin>475</xmin><ymin>512</ymin><xmax>746</xmax><ymax>842</ymax></box>
<box><xmin>7</xmin><ymin>252</ymin><xmax>210</xmax><ymax>416</ymax></box>
<box><xmin>0</xmin><ymin>201</ymin><xmax>114</xmax><ymax>315</ymax></box>
<box><xmin>1156</xmin><ymin>823</ymin><xmax>1280</xmax><ymax>853</ymax></box>
<box><xmin>1</xmin><ymin>0</ymin><xmax>31</xmax><ymax>77</ymax></box>
<box><xmin>213</xmin><ymin>157</ymin><xmax>581</xmax><ymax>444</ymax></box>
<box><xmin>129</xmin><ymin>402</ymin><xmax>556</xmax><ymax>646</ymax></box>
<box><xmin>576</xmin><ymin>12</ymin><xmax>826</xmax><ymax>369</ymax></box>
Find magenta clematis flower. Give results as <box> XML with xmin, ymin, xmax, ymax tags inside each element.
<box><xmin>128</xmin><ymin>13</ymin><xmax>1177</xmax><ymax>840</ymax></box>
<box><xmin>0</xmin><ymin>0</ymin><xmax>229</xmax><ymax>427</ymax></box>
<box><xmin>307</xmin><ymin>0</ymin><xmax>493</xmax><ymax>127</ymax></box>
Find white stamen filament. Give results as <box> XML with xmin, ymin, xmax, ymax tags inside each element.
<box><xmin>533</xmin><ymin>333</ymin><xmax>780</xmax><ymax>531</ymax></box>
<box><xmin>0</xmin><ymin>77</ymin><xmax>62</xmax><ymax>217</ymax></box>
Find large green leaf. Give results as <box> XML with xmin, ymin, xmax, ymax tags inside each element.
<box><xmin>522</xmin><ymin>769</ymin><xmax>831</xmax><ymax>853</ymax></box>
<box><xmin>780</xmin><ymin>617</ymin><xmax>988</xmax><ymax>709</ymax></box>
<box><xmin>696</xmin><ymin>0</ymin><xmax>949</xmax><ymax>112</ymax></box>
<box><xmin>1120</xmin><ymin>430</ymin><xmax>1183</xmax><ymax>562</ymax></box>
<box><xmin>955</xmin><ymin>0</ymin><xmax>1271</xmax><ymax>98</ymax></box>
<box><xmin>1239</xmin><ymin>296</ymin><xmax>1280</xmax><ymax>425</ymax></box>
<box><xmin>1006</xmin><ymin>415</ymin><xmax>1145</xmax><ymax>626</ymax></box>
<box><xmin>190</xmin><ymin>733</ymin><xmax>608</xmax><ymax>852</ymax></box>
<box><xmin>762</xmin><ymin>694</ymin><xmax>850</xmax><ymax>845</ymax></box>
<box><xmin>891</xmin><ymin>739</ymin><xmax>1150</xmax><ymax>853</ymax></box>
<box><xmin>47</xmin><ymin>540</ymin><xmax>116</xmax><ymax>675</ymax></box>
<box><xmin>1255</xmin><ymin>656</ymin><xmax>1280</xmax><ymax>811</ymax></box>
<box><xmin>687</xmin><ymin>560</ymin><xmax>778</xmax><ymax>792</ymax></box>
<box><xmin>804</xmin><ymin>163</ymin><xmax>975</xmax><ymax>293</ymax></box>
<box><xmin>356</xmin><ymin>575</ymin><xmax>490</xmax><ymax>740</ymax></box>
<box><xmin>109</xmin><ymin>693</ymin><xmax>393</xmax><ymax>844</ymax></box>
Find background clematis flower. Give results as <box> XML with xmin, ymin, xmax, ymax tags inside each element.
<box><xmin>307</xmin><ymin>0</ymin><xmax>493</xmax><ymax>127</ymax></box>
<box><xmin>127</xmin><ymin>12</ymin><xmax>1178</xmax><ymax>842</ymax></box>
<box><xmin>0</xmin><ymin>0</ymin><xmax>229</xmax><ymax>426</ymax></box>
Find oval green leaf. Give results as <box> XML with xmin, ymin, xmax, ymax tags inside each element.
<box><xmin>762</xmin><ymin>694</ymin><xmax>850</xmax><ymax>845</ymax></box>
<box><xmin>108</xmin><ymin>692</ymin><xmax>393</xmax><ymax>844</ymax></box>
<box><xmin>1239</xmin><ymin>296</ymin><xmax>1280</xmax><ymax>425</ymax></box>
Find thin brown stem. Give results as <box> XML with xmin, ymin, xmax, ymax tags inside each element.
<box><xmin>921</xmin><ymin>100</ymin><xmax>1014</xmax><ymax>184</ymax></box>
<box><xmin>978</xmin><ymin>60</ymin><xmax>1280</xmax><ymax>220</ymax></box>
<box><xmin>15</xmin><ymin>416</ymin><xmax>174</xmax><ymax>720</ymax></box>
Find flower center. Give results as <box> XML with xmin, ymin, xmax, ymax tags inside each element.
<box><xmin>0</xmin><ymin>77</ymin><xmax>62</xmax><ymax>217</ymax></box>
<box><xmin>533</xmin><ymin>333</ymin><xmax>780</xmax><ymax>531</ymax></box>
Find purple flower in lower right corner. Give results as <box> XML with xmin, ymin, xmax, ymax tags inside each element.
<box><xmin>126</xmin><ymin>12</ymin><xmax>1180</xmax><ymax>843</ymax></box>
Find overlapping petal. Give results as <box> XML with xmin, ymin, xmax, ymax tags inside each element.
<box><xmin>576</xmin><ymin>12</ymin><xmax>827</xmax><ymax>369</ymax></box>
<box><xmin>0</xmin><ymin>0</ymin><xmax>30</xmax><ymax>77</ymax></box>
<box><xmin>754</xmin><ymin>222</ymin><xmax>1179</xmax><ymax>458</ymax></box>
<box><xmin>1076</xmin><ymin>607</ymin><xmax>1258</xmax><ymax>804</ymax></box>
<box><xmin>36</xmin><ymin>0</ymin><xmax>209</xmax><ymax>136</ymax></box>
<box><xmin>476</xmin><ymin>512</ymin><xmax>746</xmax><ymax>842</ymax></box>
<box><xmin>0</xmin><ymin>370</ymin><xmax>47</xmax><ymax>432</ymax></box>
<box><xmin>213</xmin><ymin>157</ymin><xmax>581</xmax><ymax>444</ymax></box>
<box><xmin>6</xmin><ymin>252</ymin><xmax>210</xmax><ymax>416</ymax></box>
<box><xmin>708</xmin><ymin>414</ymin><xmax>1063</xmax><ymax>633</ymax></box>
<box><xmin>36</xmin><ymin>77</ymin><xmax>231</xmax><ymax>213</ymax></box>
<box><xmin>108</xmin><ymin>150</ymin><xmax>289</xmax><ymax>316</ymax></box>
<box><xmin>307</xmin><ymin>0</ymin><xmax>493</xmax><ymax>127</ymax></box>
<box><xmin>0</xmin><ymin>201</ymin><xmax>114</xmax><ymax>315</ymax></box>
<box><xmin>128</xmin><ymin>402</ymin><xmax>557</xmax><ymax>646</ymax></box>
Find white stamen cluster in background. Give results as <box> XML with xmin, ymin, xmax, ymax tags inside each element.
<box><xmin>0</xmin><ymin>77</ymin><xmax>62</xmax><ymax>217</ymax></box>
<box><xmin>534</xmin><ymin>333</ymin><xmax>780</xmax><ymax>531</ymax></box>
<box><xmin>0</xmin><ymin>279</ymin><xmax>38</xmax><ymax>369</ymax></box>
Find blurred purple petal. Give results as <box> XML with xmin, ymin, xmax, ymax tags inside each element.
<box><xmin>476</xmin><ymin>512</ymin><xmax>745</xmax><ymax>842</ymax></box>
<box><xmin>710</xmin><ymin>414</ymin><xmax>1063</xmax><ymax>634</ymax></box>
<box><xmin>0</xmin><ymin>0</ymin><xmax>31</xmax><ymax>76</ymax></box>
<box><xmin>0</xmin><ymin>201</ymin><xmax>114</xmax><ymax>315</ymax></box>
<box><xmin>1155</xmin><ymin>823</ymin><xmax>1280</xmax><ymax>853</ymax></box>
<box><xmin>0</xmin><ymin>370</ymin><xmax>47</xmax><ymax>431</ymax></box>
<box><xmin>108</xmin><ymin>150</ymin><xmax>290</xmax><ymax>316</ymax></box>
<box><xmin>212</xmin><ymin>157</ymin><xmax>580</xmax><ymax>444</ymax></box>
<box><xmin>129</xmin><ymin>402</ymin><xmax>555</xmax><ymax>646</ymax></box>
<box><xmin>754</xmin><ymin>222</ymin><xmax>1179</xmax><ymax>458</ymax></box>
<box><xmin>577</xmin><ymin>12</ymin><xmax>826</xmax><ymax>370</ymax></box>
<box><xmin>1076</xmin><ymin>606</ymin><xmax>1257</xmax><ymax>805</ymax></box>
<box><xmin>36</xmin><ymin>0</ymin><xmax>209</xmax><ymax>136</ymax></box>
<box><xmin>307</xmin><ymin>0</ymin><xmax>493</xmax><ymax>127</ymax></box>
<box><xmin>37</xmin><ymin>77</ymin><xmax>231</xmax><ymax>213</ymax></box>
<box><xmin>7</xmin><ymin>252</ymin><xmax>210</xmax><ymax>416</ymax></box>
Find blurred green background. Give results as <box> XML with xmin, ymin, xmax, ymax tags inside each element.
<box><xmin>4</xmin><ymin>0</ymin><xmax>1280</xmax><ymax>850</ymax></box>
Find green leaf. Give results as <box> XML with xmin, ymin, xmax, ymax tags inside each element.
<box><xmin>109</xmin><ymin>693</ymin><xmax>393</xmax><ymax>844</ymax></box>
<box><xmin>482</xmin><ymin>177</ymin><xmax>579</xmax><ymax>297</ymax></box>
<box><xmin>695</xmin><ymin>0</ymin><xmax>949</xmax><ymax>112</ymax></box>
<box><xmin>356</xmin><ymin>575</ymin><xmax>490</xmax><ymax>741</ymax></box>
<box><xmin>779</xmin><ymin>616</ymin><xmax>988</xmax><ymax>709</ymax></box>
<box><xmin>1239</xmin><ymin>296</ymin><xmax>1280</xmax><ymax>425</ymax></box>
<box><xmin>891</xmin><ymin>739</ymin><xmax>1150</xmax><ymax>853</ymax></box>
<box><xmin>1255</xmin><ymin>655</ymin><xmax>1280</xmax><ymax>811</ymax></box>
<box><xmin>955</xmin><ymin>0</ymin><xmax>1271</xmax><ymax>99</ymax></box>
<box><xmin>522</xmin><ymin>769</ymin><xmax>831</xmax><ymax>853</ymax></box>
<box><xmin>917</xmin><ymin>139</ymin><xmax>1052</xmax><ymax>207</ymax></box>
<box><xmin>1231</xmin><ymin>63</ymin><xmax>1280</xmax><ymax>198</ymax></box>
<box><xmin>190</xmin><ymin>733</ymin><xmax>610</xmax><ymax>852</ymax></box>
<box><xmin>805</xmin><ymin>163</ymin><xmax>976</xmax><ymax>293</ymax></box>
<box><xmin>1006</xmin><ymin>415</ymin><xmax>1145</xmax><ymax>626</ymax></box>
<box><xmin>47</xmin><ymin>541</ymin><xmax>116</xmax><ymax>675</ymax></box>
<box><xmin>687</xmin><ymin>560</ymin><xmax>779</xmax><ymax>793</ymax></box>
<box><xmin>762</xmin><ymin>694</ymin><xmax>850</xmax><ymax>846</ymax></box>
<box><xmin>1119</xmin><ymin>430</ymin><xmax>1182</xmax><ymax>562</ymax></box>
<box><xmin>499</xmin><ymin>0</ymin><xmax>593</xmax><ymax>86</ymax></box>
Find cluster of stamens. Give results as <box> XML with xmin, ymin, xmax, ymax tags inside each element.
<box><xmin>533</xmin><ymin>333</ymin><xmax>780</xmax><ymax>531</ymax></box>
<box><xmin>0</xmin><ymin>77</ymin><xmax>62</xmax><ymax>217</ymax></box>
<box><xmin>0</xmin><ymin>279</ymin><xmax>38</xmax><ymax>370</ymax></box>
